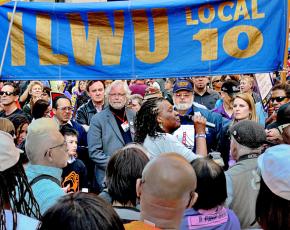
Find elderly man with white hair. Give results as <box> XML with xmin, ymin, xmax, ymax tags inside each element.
<box><xmin>88</xmin><ymin>80</ymin><xmax>135</xmax><ymax>192</ymax></box>
<box><xmin>25</xmin><ymin>118</ymin><xmax>68</xmax><ymax>215</ymax></box>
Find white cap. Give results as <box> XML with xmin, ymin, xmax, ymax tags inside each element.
<box><xmin>258</xmin><ymin>144</ymin><xmax>290</xmax><ymax>200</ymax></box>
<box><xmin>0</xmin><ymin>130</ymin><xmax>20</xmax><ymax>171</ymax></box>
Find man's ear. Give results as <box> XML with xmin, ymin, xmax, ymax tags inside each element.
<box><xmin>52</xmin><ymin>108</ymin><xmax>57</xmax><ymax>114</ymax></box>
<box><xmin>136</xmin><ymin>178</ymin><xmax>142</xmax><ymax>198</ymax></box>
<box><xmin>187</xmin><ymin>192</ymin><xmax>198</xmax><ymax>209</ymax></box>
<box><xmin>45</xmin><ymin>149</ymin><xmax>53</xmax><ymax>162</ymax></box>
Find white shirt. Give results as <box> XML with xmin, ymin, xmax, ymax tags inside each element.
<box><xmin>143</xmin><ymin>133</ymin><xmax>197</xmax><ymax>162</ymax></box>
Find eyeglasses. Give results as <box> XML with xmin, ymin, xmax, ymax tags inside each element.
<box><xmin>212</xmin><ymin>80</ymin><xmax>221</xmax><ymax>84</ymax></box>
<box><xmin>270</xmin><ymin>96</ymin><xmax>287</xmax><ymax>103</ymax></box>
<box><xmin>174</xmin><ymin>93</ymin><xmax>191</xmax><ymax>98</ymax></box>
<box><xmin>57</xmin><ymin>106</ymin><xmax>74</xmax><ymax>112</ymax></box>
<box><xmin>45</xmin><ymin>142</ymin><xmax>66</xmax><ymax>156</ymax></box>
<box><xmin>109</xmin><ymin>93</ymin><xmax>126</xmax><ymax>97</ymax></box>
<box><xmin>0</xmin><ymin>91</ymin><xmax>15</xmax><ymax>96</ymax></box>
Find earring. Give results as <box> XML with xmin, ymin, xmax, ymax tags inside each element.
<box><xmin>159</xmin><ymin>123</ymin><xmax>164</xmax><ymax>130</ymax></box>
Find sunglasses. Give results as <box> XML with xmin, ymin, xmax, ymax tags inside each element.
<box><xmin>0</xmin><ymin>91</ymin><xmax>16</xmax><ymax>96</ymax></box>
<box><xmin>270</xmin><ymin>96</ymin><xmax>287</xmax><ymax>103</ymax></box>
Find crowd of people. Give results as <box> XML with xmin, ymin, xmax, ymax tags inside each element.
<box><xmin>0</xmin><ymin>75</ymin><xmax>290</xmax><ymax>230</ymax></box>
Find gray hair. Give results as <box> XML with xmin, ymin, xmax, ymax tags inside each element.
<box><xmin>231</xmin><ymin>137</ymin><xmax>262</xmax><ymax>157</ymax></box>
<box><xmin>105</xmin><ymin>80</ymin><xmax>131</xmax><ymax>100</ymax></box>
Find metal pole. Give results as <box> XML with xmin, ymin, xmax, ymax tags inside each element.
<box><xmin>0</xmin><ymin>0</ymin><xmax>18</xmax><ymax>77</ymax></box>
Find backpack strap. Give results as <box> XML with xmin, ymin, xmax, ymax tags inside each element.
<box><xmin>29</xmin><ymin>174</ymin><xmax>61</xmax><ymax>187</ymax></box>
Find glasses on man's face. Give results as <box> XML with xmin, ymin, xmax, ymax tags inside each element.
<box><xmin>270</xmin><ymin>96</ymin><xmax>287</xmax><ymax>103</ymax></box>
<box><xmin>174</xmin><ymin>93</ymin><xmax>191</xmax><ymax>98</ymax></box>
<box><xmin>0</xmin><ymin>91</ymin><xmax>15</xmax><ymax>96</ymax></box>
<box><xmin>57</xmin><ymin>106</ymin><xmax>74</xmax><ymax>112</ymax></box>
<box><xmin>109</xmin><ymin>93</ymin><xmax>126</xmax><ymax>98</ymax></box>
<box><xmin>45</xmin><ymin>142</ymin><xmax>66</xmax><ymax>156</ymax></box>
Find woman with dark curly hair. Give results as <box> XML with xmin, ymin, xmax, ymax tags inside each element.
<box><xmin>0</xmin><ymin>130</ymin><xmax>41</xmax><ymax>230</ymax></box>
<box><xmin>134</xmin><ymin>97</ymin><xmax>207</xmax><ymax>162</ymax></box>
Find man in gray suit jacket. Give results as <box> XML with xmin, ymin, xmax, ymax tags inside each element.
<box><xmin>88</xmin><ymin>80</ymin><xmax>135</xmax><ymax>192</ymax></box>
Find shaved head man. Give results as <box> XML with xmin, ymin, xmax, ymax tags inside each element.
<box><xmin>126</xmin><ymin>153</ymin><xmax>197</xmax><ymax>230</ymax></box>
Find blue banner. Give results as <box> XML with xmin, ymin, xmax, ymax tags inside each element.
<box><xmin>0</xmin><ymin>0</ymin><xmax>287</xmax><ymax>80</ymax></box>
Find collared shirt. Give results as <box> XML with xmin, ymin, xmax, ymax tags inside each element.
<box><xmin>194</xmin><ymin>88</ymin><xmax>220</xmax><ymax>110</ymax></box>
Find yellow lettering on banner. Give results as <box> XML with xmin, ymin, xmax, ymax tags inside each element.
<box><xmin>218</xmin><ymin>2</ymin><xmax>234</xmax><ymax>22</ymax></box>
<box><xmin>193</xmin><ymin>29</ymin><xmax>218</xmax><ymax>61</ymax></box>
<box><xmin>132</xmin><ymin>9</ymin><xmax>169</xmax><ymax>64</ymax></box>
<box><xmin>233</xmin><ymin>0</ymin><xmax>250</xmax><ymax>21</ymax></box>
<box><xmin>186</xmin><ymin>8</ymin><xmax>198</xmax><ymax>25</ymax></box>
<box><xmin>198</xmin><ymin>4</ymin><xmax>215</xmax><ymax>24</ymax></box>
<box><xmin>8</xmin><ymin>13</ymin><xmax>25</xmax><ymax>66</ymax></box>
<box><xmin>68</xmin><ymin>11</ymin><xmax>124</xmax><ymax>66</ymax></box>
<box><xmin>252</xmin><ymin>0</ymin><xmax>265</xmax><ymax>19</ymax></box>
<box><xmin>36</xmin><ymin>14</ymin><xmax>68</xmax><ymax>65</ymax></box>
<box><xmin>223</xmin><ymin>25</ymin><xmax>263</xmax><ymax>58</ymax></box>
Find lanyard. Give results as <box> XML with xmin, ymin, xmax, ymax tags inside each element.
<box><xmin>112</xmin><ymin>111</ymin><xmax>126</xmax><ymax>123</ymax></box>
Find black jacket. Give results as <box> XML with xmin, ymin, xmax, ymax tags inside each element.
<box><xmin>76</xmin><ymin>100</ymin><xmax>98</xmax><ymax>126</ymax></box>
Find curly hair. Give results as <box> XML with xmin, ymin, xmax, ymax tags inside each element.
<box><xmin>0</xmin><ymin>161</ymin><xmax>41</xmax><ymax>230</ymax></box>
<box><xmin>134</xmin><ymin>97</ymin><xmax>165</xmax><ymax>143</ymax></box>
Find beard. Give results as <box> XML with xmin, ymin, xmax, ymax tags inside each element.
<box><xmin>173</xmin><ymin>97</ymin><xmax>193</xmax><ymax>111</ymax></box>
<box><xmin>175</xmin><ymin>103</ymin><xmax>192</xmax><ymax>111</ymax></box>
<box><xmin>110</xmin><ymin>101</ymin><xmax>126</xmax><ymax>110</ymax></box>
<box><xmin>174</xmin><ymin>97</ymin><xmax>193</xmax><ymax>111</ymax></box>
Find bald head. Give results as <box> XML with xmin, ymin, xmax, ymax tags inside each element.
<box><xmin>137</xmin><ymin>153</ymin><xmax>197</xmax><ymax>229</ymax></box>
<box><xmin>141</xmin><ymin>153</ymin><xmax>197</xmax><ymax>200</ymax></box>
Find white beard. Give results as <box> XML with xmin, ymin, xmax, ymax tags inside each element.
<box><xmin>175</xmin><ymin>103</ymin><xmax>192</xmax><ymax>111</ymax></box>
<box><xmin>173</xmin><ymin>97</ymin><xmax>193</xmax><ymax>111</ymax></box>
<box><xmin>110</xmin><ymin>102</ymin><xmax>126</xmax><ymax>110</ymax></box>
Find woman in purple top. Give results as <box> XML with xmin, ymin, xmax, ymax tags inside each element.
<box><xmin>180</xmin><ymin>157</ymin><xmax>240</xmax><ymax>230</ymax></box>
